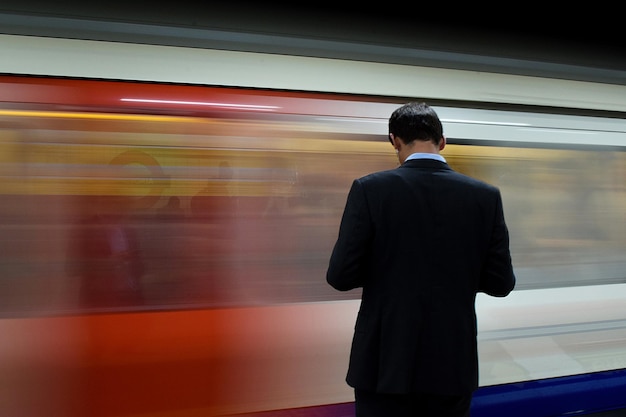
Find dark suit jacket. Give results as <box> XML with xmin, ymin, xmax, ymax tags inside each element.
<box><xmin>327</xmin><ymin>158</ymin><xmax>515</xmax><ymax>395</ymax></box>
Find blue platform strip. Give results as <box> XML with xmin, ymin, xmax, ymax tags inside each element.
<box><xmin>472</xmin><ymin>369</ymin><xmax>626</xmax><ymax>417</ymax></box>
<box><xmin>229</xmin><ymin>368</ymin><xmax>626</xmax><ymax>417</ymax></box>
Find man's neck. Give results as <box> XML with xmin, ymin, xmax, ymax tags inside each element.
<box><xmin>398</xmin><ymin>142</ymin><xmax>441</xmax><ymax>164</ymax></box>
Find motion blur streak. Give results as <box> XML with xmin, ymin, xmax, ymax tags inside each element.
<box><xmin>1</xmin><ymin>75</ymin><xmax>625</xmax><ymax>416</ymax></box>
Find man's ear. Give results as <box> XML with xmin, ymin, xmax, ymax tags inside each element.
<box><xmin>390</xmin><ymin>134</ymin><xmax>401</xmax><ymax>150</ymax></box>
<box><xmin>439</xmin><ymin>136</ymin><xmax>446</xmax><ymax>151</ymax></box>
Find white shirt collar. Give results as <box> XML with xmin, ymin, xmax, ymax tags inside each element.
<box><xmin>405</xmin><ymin>152</ymin><xmax>446</xmax><ymax>163</ymax></box>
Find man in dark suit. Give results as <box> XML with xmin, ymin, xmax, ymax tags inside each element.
<box><xmin>326</xmin><ymin>102</ymin><xmax>516</xmax><ymax>417</ymax></box>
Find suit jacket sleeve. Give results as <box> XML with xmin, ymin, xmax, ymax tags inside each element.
<box><xmin>479</xmin><ymin>189</ymin><xmax>516</xmax><ymax>296</ymax></box>
<box><xmin>326</xmin><ymin>179</ymin><xmax>372</xmax><ymax>291</ymax></box>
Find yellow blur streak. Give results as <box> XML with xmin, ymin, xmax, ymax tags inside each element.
<box><xmin>0</xmin><ymin>109</ymin><xmax>195</xmax><ymax>123</ymax></box>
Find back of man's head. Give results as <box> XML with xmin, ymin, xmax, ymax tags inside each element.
<box><xmin>389</xmin><ymin>102</ymin><xmax>443</xmax><ymax>145</ymax></box>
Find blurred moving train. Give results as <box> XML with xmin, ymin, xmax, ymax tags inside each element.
<box><xmin>1</xmin><ymin>35</ymin><xmax>626</xmax><ymax>417</ymax></box>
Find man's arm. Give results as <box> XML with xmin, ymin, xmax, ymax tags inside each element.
<box><xmin>479</xmin><ymin>190</ymin><xmax>516</xmax><ymax>297</ymax></box>
<box><xmin>327</xmin><ymin>179</ymin><xmax>372</xmax><ymax>291</ymax></box>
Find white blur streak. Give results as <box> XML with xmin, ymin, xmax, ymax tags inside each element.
<box><xmin>121</xmin><ymin>98</ymin><xmax>280</xmax><ymax>111</ymax></box>
<box><xmin>477</xmin><ymin>284</ymin><xmax>626</xmax><ymax>386</ymax></box>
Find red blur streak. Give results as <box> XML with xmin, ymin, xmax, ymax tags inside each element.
<box><xmin>0</xmin><ymin>310</ymin><xmax>237</xmax><ymax>417</ymax></box>
<box><xmin>0</xmin><ymin>75</ymin><xmax>388</xmax><ymax>118</ymax></box>
<box><xmin>1</xmin><ymin>309</ymin><xmax>238</xmax><ymax>417</ymax></box>
<box><xmin>77</xmin><ymin>310</ymin><xmax>228</xmax><ymax>417</ymax></box>
<box><xmin>1</xmin><ymin>303</ymin><xmax>356</xmax><ymax>417</ymax></box>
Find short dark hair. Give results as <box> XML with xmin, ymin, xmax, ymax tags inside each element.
<box><xmin>388</xmin><ymin>102</ymin><xmax>443</xmax><ymax>145</ymax></box>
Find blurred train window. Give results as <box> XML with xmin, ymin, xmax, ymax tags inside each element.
<box><xmin>1</xmin><ymin>79</ymin><xmax>625</xmax><ymax>316</ymax></box>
